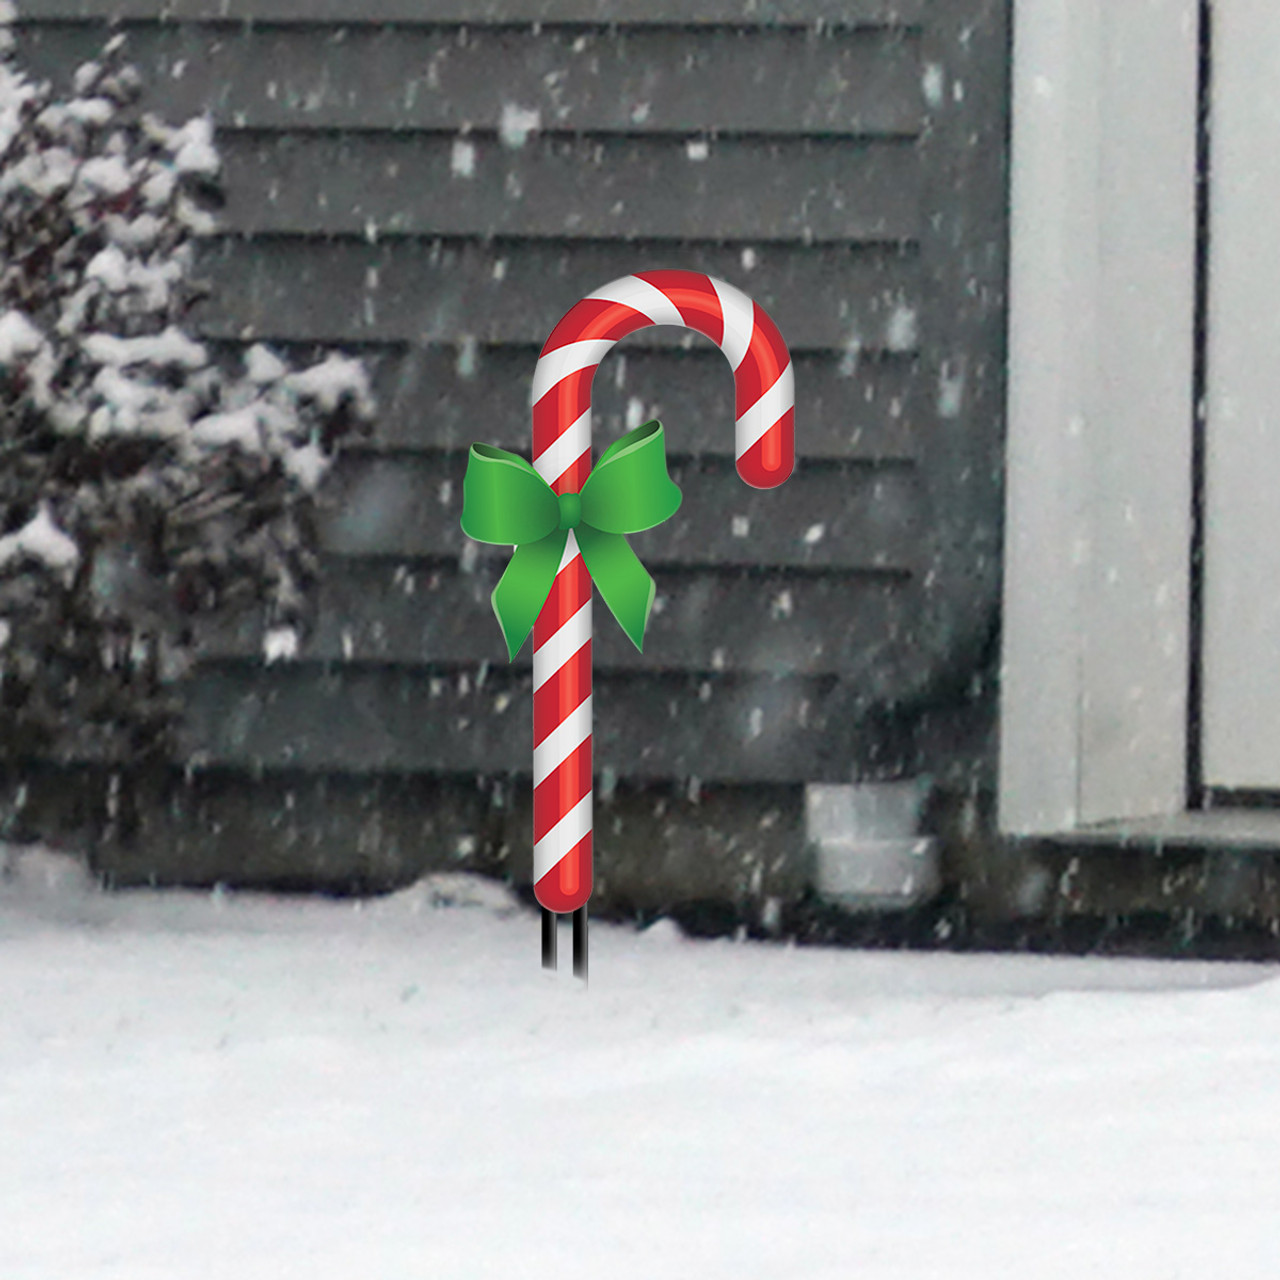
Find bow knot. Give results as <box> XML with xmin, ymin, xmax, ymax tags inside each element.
<box><xmin>459</xmin><ymin>420</ymin><xmax>682</xmax><ymax>660</ymax></box>
<box><xmin>557</xmin><ymin>492</ymin><xmax>581</xmax><ymax>531</ymax></box>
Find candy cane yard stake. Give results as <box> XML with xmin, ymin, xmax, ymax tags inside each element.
<box><xmin>460</xmin><ymin>270</ymin><xmax>795</xmax><ymax>981</ymax></box>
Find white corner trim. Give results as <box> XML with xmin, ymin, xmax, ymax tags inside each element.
<box><xmin>1000</xmin><ymin>0</ymin><xmax>1199</xmax><ymax>835</ymax></box>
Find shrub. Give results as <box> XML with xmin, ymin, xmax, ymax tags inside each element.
<box><xmin>0</xmin><ymin>9</ymin><xmax>374</xmax><ymax>764</ymax></box>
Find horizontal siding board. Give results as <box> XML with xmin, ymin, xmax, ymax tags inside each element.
<box><xmin>195</xmin><ymin>238</ymin><xmax>921</xmax><ymax>354</ymax></box>
<box><xmin>178</xmin><ymin>665</ymin><xmax>884</xmax><ymax>783</ymax></box>
<box><xmin>13</xmin><ymin>2</ymin><xmax>923</xmax><ymax>28</ymax></box>
<box><xmin>213</xmin><ymin>133</ymin><xmax>918</xmax><ymax>243</ymax></box>
<box><xmin>13</xmin><ymin>24</ymin><xmax>923</xmax><ymax>136</ymax></box>
<box><xmin>196</xmin><ymin>560</ymin><xmax>921</xmax><ymax>691</ymax></box>
<box><xmin>318</xmin><ymin>454</ymin><xmax>919</xmax><ymax>571</ymax></box>
<box><xmin>329</xmin><ymin>344</ymin><xmax>920</xmax><ymax>459</ymax></box>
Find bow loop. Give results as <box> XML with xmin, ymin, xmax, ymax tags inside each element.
<box><xmin>580</xmin><ymin>420</ymin><xmax>682</xmax><ymax>534</ymax></box>
<box><xmin>458</xmin><ymin>444</ymin><xmax>559</xmax><ymax>545</ymax></box>
<box><xmin>459</xmin><ymin>420</ymin><xmax>682</xmax><ymax>659</ymax></box>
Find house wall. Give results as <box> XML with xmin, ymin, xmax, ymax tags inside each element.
<box><xmin>11</xmin><ymin>0</ymin><xmax>1009</xmax><ymax>913</ymax></box>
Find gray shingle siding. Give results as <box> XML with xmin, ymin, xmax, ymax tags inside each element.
<box><xmin>11</xmin><ymin>0</ymin><xmax>1008</xmax><ymax>886</ymax></box>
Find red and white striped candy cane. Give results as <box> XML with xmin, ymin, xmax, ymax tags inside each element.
<box><xmin>530</xmin><ymin>270</ymin><xmax>794</xmax><ymax>976</ymax></box>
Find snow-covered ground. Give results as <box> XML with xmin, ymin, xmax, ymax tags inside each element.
<box><xmin>3</xmin><ymin>845</ymin><xmax>1279</xmax><ymax>1279</ymax></box>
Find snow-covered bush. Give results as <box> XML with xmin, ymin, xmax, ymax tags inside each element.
<box><xmin>0</xmin><ymin>11</ymin><xmax>375</xmax><ymax>762</ymax></box>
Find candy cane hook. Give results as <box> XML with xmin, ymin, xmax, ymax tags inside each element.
<box><xmin>531</xmin><ymin>270</ymin><xmax>795</xmax><ymax>980</ymax></box>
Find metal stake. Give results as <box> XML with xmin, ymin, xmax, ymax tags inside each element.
<box><xmin>572</xmin><ymin>904</ymin><xmax>588</xmax><ymax>982</ymax></box>
<box><xmin>541</xmin><ymin>906</ymin><xmax>557</xmax><ymax>970</ymax></box>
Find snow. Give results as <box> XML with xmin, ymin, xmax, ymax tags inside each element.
<box><xmin>1</xmin><ymin>846</ymin><xmax>1278</xmax><ymax>1279</ymax></box>
<box><xmin>0</xmin><ymin>62</ymin><xmax>36</xmax><ymax>151</ymax></box>
<box><xmin>922</xmin><ymin>62</ymin><xmax>946</xmax><ymax>109</ymax></box>
<box><xmin>450</xmin><ymin>137</ymin><xmax>476</xmax><ymax>178</ymax></box>
<box><xmin>64</xmin><ymin>97</ymin><xmax>115</xmax><ymax>127</ymax></box>
<box><xmin>262</xmin><ymin>625</ymin><xmax>298</xmax><ymax>664</ymax></box>
<box><xmin>281</xmin><ymin>439</ymin><xmax>328</xmax><ymax>491</ymax></box>
<box><xmin>454</xmin><ymin>334</ymin><xmax>479</xmax><ymax>379</ymax></box>
<box><xmin>498</xmin><ymin>101</ymin><xmax>541</xmax><ymax>149</ymax></box>
<box><xmin>172</xmin><ymin>117</ymin><xmax>219</xmax><ymax>176</ymax></box>
<box><xmin>189</xmin><ymin>404</ymin><xmax>265</xmax><ymax>452</ymax></box>
<box><xmin>885</xmin><ymin>304</ymin><xmax>919</xmax><ymax>353</ymax></box>
<box><xmin>0</xmin><ymin>308</ymin><xmax>44</xmax><ymax>362</ymax></box>
<box><xmin>83</xmin><ymin>244</ymin><xmax>131</xmax><ymax>292</ymax></box>
<box><xmin>82</xmin><ymin>327</ymin><xmax>207</xmax><ymax>370</ymax></box>
<box><xmin>172</xmin><ymin>193</ymin><xmax>218</xmax><ymax>236</ymax></box>
<box><xmin>0</xmin><ymin>506</ymin><xmax>79</xmax><ymax>579</ymax></box>
<box><xmin>72</xmin><ymin>59</ymin><xmax>103</xmax><ymax>97</ymax></box>
<box><xmin>139</xmin><ymin>112</ymin><xmax>219</xmax><ymax>177</ymax></box>
<box><xmin>85</xmin><ymin>365</ymin><xmax>193</xmax><ymax>440</ymax></box>
<box><xmin>91</xmin><ymin>365</ymin><xmax>163</xmax><ymax>416</ymax></box>
<box><xmin>938</xmin><ymin>361</ymin><xmax>966</xmax><ymax>418</ymax></box>
<box><xmin>0</xmin><ymin>145</ymin><xmax>78</xmax><ymax>201</ymax></box>
<box><xmin>283</xmin><ymin>352</ymin><xmax>374</xmax><ymax>416</ymax></box>
<box><xmin>244</xmin><ymin>343</ymin><xmax>289</xmax><ymax>385</ymax></box>
<box><xmin>37</xmin><ymin>100</ymin><xmax>115</xmax><ymax>133</ymax></box>
<box><xmin>78</xmin><ymin>245</ymin><xmax>186</xmax><ymax>310</ymax></box>
<box><xmin>138</xmin><ymin>165</ymin><xmax>175</xmax><ymax>208</ymax></box>
<box><xmin>75</xmin><ymin>155</ymin><xmax>134</xmax><ymax>198</ymax></box>
<box><xmin>101</xmin><ymin>211</ymin><xmax>164</xmax><ymax>250</ymax></box>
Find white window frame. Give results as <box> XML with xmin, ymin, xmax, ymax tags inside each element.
<box><xmin>1000</xmin><ymin>0</ymin><xmax>1201</xmax><ymax>835</ymax></box>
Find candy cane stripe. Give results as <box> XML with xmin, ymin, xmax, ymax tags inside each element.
<box><xmin>533</xmin><ymin>695</ymin><xmax>593</xmax><ymax>782</ymax></box>
<box><xmin>736</xmin><ymin>359</ymin><xmax>795</xmax><ymax>456</ymax></box>
<box><xmin>710</xmin><ymin>276</ymin><xmax>757</xmax><ymax>370</ymax></box>
<box><xmin>633</xmin><ymin>269</ymin><xmax>725</xmax><ymax>341</ymax></box>
<box><xmin>534</xmin><ymin>406</ymin><xmax>592</xmax><ymax>487</ymax></box>
<box><xmin>737</xmin><ymin>407</ymin><xmax>793</xmax><ymax>486</ymax></box>
<box><xmin>534</xmin><ymin>601</ymin><xmax>592</xmax><ymax>691</ymax></box>
<box><xmin>533</xmin><ymin>639</ymin><xmax>590</xmax><ymax>744</ymax></box>
<box><xmin>533</xmin><ymin>554</ymin><xmax>591</xmax><ymax>637</ymax></box>
<box><xmin>586</xmin><ymin>274</ymin><xmax>688</xmax><ymax>328</ymax></box>
<box><xmin>543</xmin><ymin>299</ymin><xmax>651</xmax><ymax>354</ymax></box>
<box><xmin>533</xmin><ymin>791</ymin><xmax>593</xmax><ymax>883</ymax></box>
<box><xmin>531</xmin><ymin>339</ymin><xmax>617</xmax><ymax>405</ymax></box>
<box><xmin>531</xmin><ymin>271</ymin><xmax>794</xmax><ymax>917</ymax></box>
<box><xmin>533</xmin><ymin>737</ymin><xmax>592</xmax><ymax>844</ymax></box>
<box><xmin>734</xmin><ymin>304</ymin><xmax>792</xmax><ymax>412</ymax></box>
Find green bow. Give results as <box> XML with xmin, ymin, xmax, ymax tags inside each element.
<box><xmin>460</xmin><ymin>419</ymin><xmax>682</xmax><ymax>660</ymax></box>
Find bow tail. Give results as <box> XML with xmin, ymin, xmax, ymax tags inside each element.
<box><xmin>575</xmin><ymin>525</ymin><xmax>656</xmax><ymax>653</ymax></box>
<box><xmin>491</xmin><ymin>530</ymin><xmax>569</xmax><ymax>660</ymax></box>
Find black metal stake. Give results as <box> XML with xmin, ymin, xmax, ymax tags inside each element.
<box><xmin>542</xmin><ymin>906</ymin><xmax>557</xmax><ymax>970</ymax></box>
<box><xmin>572</xmin><ymin>904</ymin><xmax>588</xmax><ymax>982</ymax></box>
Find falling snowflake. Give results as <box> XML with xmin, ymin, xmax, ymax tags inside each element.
<box><xmin>450</xmin><ymin>138</ymin><xmax>476</xmax><ymax>178</ymax></box>
<box><xmin>498</xmin><ymin>103</ymin><xmax>541</xmax><ymax>149</ymax></box>
<box><xmin>885</xmin><ymin>305</ymin><xmax>918</xmax><ymax>353</ymax></box>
